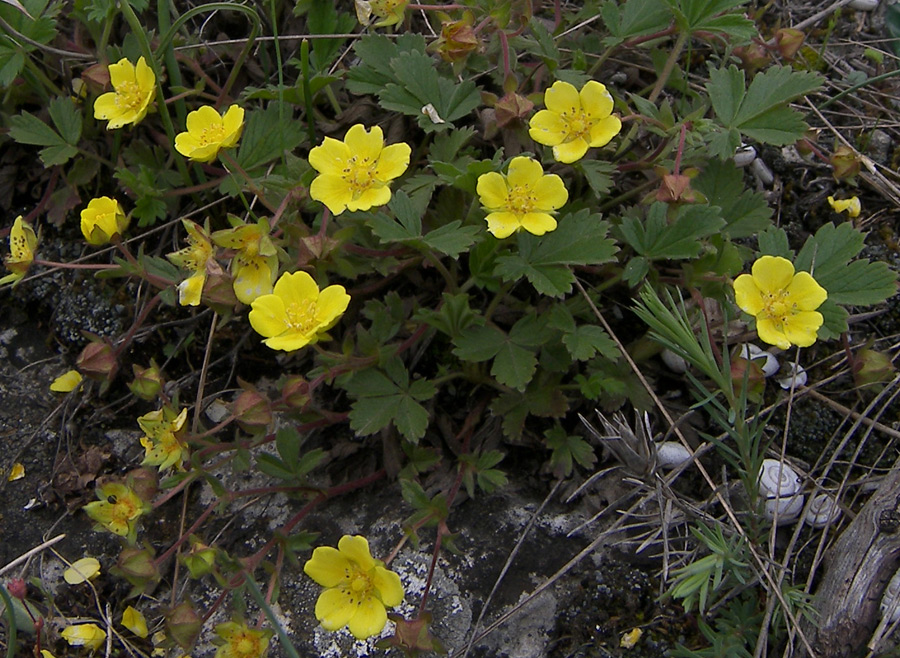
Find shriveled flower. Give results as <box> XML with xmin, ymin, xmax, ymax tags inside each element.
<box><xmin>1</xmin><ymin>216</ymin><xmax>37</xmax><ymax>286</ymax></box>
<box><xmin>212</xmin><ymin>218</ymin><xmax>278</xmax><ymax>304</ymax></box>
<box><xmin>175</xmin><ymin>105</ymin><xmax>245</xmax><ymax>163</ymax></box>
<box><xmin>121</xmin><ymin>605</ymin><xmax>149</xmax><ymax>639</ymax></box>
<box><xmin>733</xmin><ymin>255</ymin><xmax>828</xmax><ymax>350</ymax></box>
<box><xmin>50</xmin><ymin>369</ymin><xmax>83</xmax><ymax>393</ymax></box>
<box><xmin>249</xmin><ymin>271</ymin><xmax>350</xmax><ymax>352</ymax></box>
<box><xmin>304</xmin><ymin>535</ymin><xmax>404</xmax><ymax>640</ymax></box>
<box><xmin>93</xmin><ymin>56</ymin><xmax>156</xmax><ymax>129</ymax></box>
<box><xmin>138</xmin><ymin>407</ymin><xmax>189</xmax><ymax>471</ymax></box>
<box><xmin>356</xmin><ymin>0</ymin><xmax>409</xmax><ymax>28</ymax></box>
<box><xmin>84</xmin><ymin>481</ymin><xmax>149</xmax><ymax>542</ymax></box>
<box><xmin>309</xmin><ymin>124</ymin><xmax>411</xmax><ymax>215</ymax></box>
<box><xmin>827</xmin><ymin>195</ymin><xmax>861</xmax><ymax>218</ymax></box>
<box><xmin>476</xmin><ymin>156</ymin><xmax>568</xmax><ymax>238</ymax></box>
<box><xmin>214</xmin><ymin>621</ymin><xmax>273</xmax><ymax>658</ymax></box>
<box><xmin>529</xmin><ymin>80</ymin><xmax>622</xmax><ymax>164</ymax></box>
<box><xmin>62</xmin><ymin>624</ymin><xmax>107</xmax><ymax>651</ymax></box>
<box><xmin>168</xmin><ymin>219</ymin><xmax>215</xmax><ymax>306</ymax></box>
<box><xmin>80</xmin><ymin>196</ymin><xmax>129</xmax><ymax>246</ymax></box>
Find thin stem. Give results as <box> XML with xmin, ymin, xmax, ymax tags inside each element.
<box><xmin>649</xmin><ymin>30</ymin><xmax>688</xmax><ymax>103</ymax></box>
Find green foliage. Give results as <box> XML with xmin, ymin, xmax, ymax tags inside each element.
<box><xmin>664</xmin><ymin>0</ymin><xmax>756</xmax><ymax>40</ymax></box>
<box><xmin>255</xmin><ymin>428</ymin><xmax>325</xmax><ymax>482</ymax></box>
<box><xmin>544</xmin><ymin>424</ymin><xmax>596</xmax><ymax>476</ymax></box>
<box><xmin>668</xmin><ymin>523</ymin><xmax>749</xmax><ymax>613</ymax></box>
<box><xmin>693</xmin><ymin>161</ymin><xmax>772</xmax><ymax>238</ymax></box>
<box><xmin>7</xmin><ymin>97</ymin><xmax>81</xmax><ymax>165</ymax></box>
<box><xmin>600</xmin><ymin>0</ymin><xmax>672</xmax><ymax>47</ymax></box>
<box><xmin>706</xmin><ymin>65</ymin><xmax>823</xmax><ymax>159</ymax></box>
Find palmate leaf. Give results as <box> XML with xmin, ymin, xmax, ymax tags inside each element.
<box><xmin>664</xmin><ymin>0</ymin><xmax>755</xmax><ymax>40</ymax></box>
<box><xmin>494</xmin><ymin>210</ymin><xmax>618</xmax><ymax>297</ymax></box>
<box><xmin>693</xmin><ymin>160</ymin><xmax>771</xmax><ymax>238</ymax></box>
<box><xmin>600</xmin><ymin>0</ymin><xmax>672</xmax><ymax>47</ymax></box>
<box><xmin>617</xmin><ymin>202</ymin><xmax>724</xmax><ymax>261</ymax></box>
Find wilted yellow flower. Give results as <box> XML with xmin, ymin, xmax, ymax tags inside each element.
<box><xmin>94</xmin><ymin>56</ymin><xmax>156</xmax><ymax>129</ymax></box>
<box><xmin>138</xmin><ymin>407</ymin><xmax>189</xmax><ymax>471</ymax></box>
<box><xmin>84</xmin><ymin>481</ymin><xmax>149</xmax><ymax>542</ymax></box>
<box><xmin>827</xmin><ymin>195</ymin><xmax>861</xmax><ymax>218</ymax></box>
<box><xmin>529</xmin><ymin>80</ymin><xmax>622</xmax><ymax>163</ymax></box>
<box><xmin>212</xmin><ymin>219</ymin><xmax>278</xmax><ymax>304</ymax></box>
<box><xmin>50</xmin><ymin>369</ymin><xmax>83</xmax><ymax>393</ymax></box>
<box><xmin>62</xmin><ymin>623</ymin><xmax>107</xmax><ymax>651</ymax></box>
<box><xmin>168</xmin><ymin>220</ymin><xmax>215</xmax><ymax>306</ymax></box>
<box><xmin>1</xmin><ymin>216</ymin><xmax>37</xmax><ymax>286</ymax></box>
<box><xmin>214</xmin><ymin>621</ymin><xmax>273</xmax><ymax>658</ymax></box>
<box><xmin>80</xmin><ymin>196</ymin><xmax>129</xmax><ymax>246</ymax></box>
<box><xmin>175</xmin><ymin>105</ymin><xmax>245</xmax><ymax>163</ymax></box>
<box><xmin>309</xmin><ymin>124</ymin><xmax>410</xmax><ymax>215</ymax></box>
<box><xmin>64</xmin><ymin>557</ymin><xmax>101</xmax><ymax>584</ymax></box>
<box><xmin>304</xmin><ymin>535</ymin><xmax>404</xmax><ymax>639</ymax></box>
<box><xmin>733</xmin><ymin>256</ymin><xmax>828</xmax><ymax>350</ymax></box>
<box><xmin>122</xmin><ymin>605</ymin><xmax>149</xmax><ymax>638</ymax></box>
<box><xmin>357</xmin><ymin>0</ymin><xmax>409</xmax><ymax>27</ymax></box>
<box><xmin>7</xmin><ymin>462</ymin><xmax>24</xmax><ymax>481</ymax></box>
<box><xmin>476</xmin><ymin>156</ymin><xmax>568</xmax><ymax>238</ymax></box>
<box><xmin>249</xmin><ymin>271</ymin><xmax>350</xmax><ymax>352</ymax></box>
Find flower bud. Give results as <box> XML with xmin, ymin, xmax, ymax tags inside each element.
<box><xmin>830</xmin><ymin>145</ymin><xmax>861</xmax><ymax>181</ymax></box>
<box><xmin>129</xmin><ymin>362</ymin><xmax>164</xmax><ymax>400</ymax></box>
<box><xmin>281</xmin><ymin>376</ymin><xmax>310</xmax><ymax>409</ymax></box>
<box><xmin>232</xmin><ymin>389</ymin><xmax>272</xmax><ymax>433</ymax></box>
<box><xmin>77</xmin><ymin>337</ymin><xmax>118</xmax><ymax>382</ymax></box>
<box><xmin>853</xmin><ymin>348</ymin><xmax>895</xmax><ymax>387</ymax></box>
<box><xmin>775</xmin><ymin>28</ymin><xmax>805</xmax><ymax>60</ymax></box>
<box><xmin>112</xmin><ymin>547</ymin><xmax>161</xmax><ymax>593</ymax></box>
<box><xmin>734</xmin><ymin>42</ymin><xmax>770</xmax><ymax>73</ymax></box>
<box><xmin>6</xmin><ymin>578</ymin><xmax>27</xmax><ymax>600</ymax></box>
<box><xmin>166</xmin><ymin>601</ymin><xmax>202</xmax><ymax>650</ymax></box>
<box><xmin>731</xmin><ymin>357</ymin><xmax>766</xmax><ymax>402</ymax></box>
<box><xmin>494</xmin><ymin>92</ymin><xmax>534</xmax><ymax>128</ymax></box>
<box><xmin>435</xmin><ymin>13</ymin><xmax>479</xmax><ymax>64</ymax></box>
<box><xmin>126</xmin><ymin>468</ymin><xmax>159</xmax><ymax>503</ymax></box>
<box><xmin>181</xmin><ymin>537</ymin><xmax>217</xmax><ymax>579</ymax></box>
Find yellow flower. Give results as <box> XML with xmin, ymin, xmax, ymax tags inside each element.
<box><xmin>138</xmin><ymin>407</ymin><xmax>189</xmax><ymax>471</ymax></box>
<box><xmin>827</xmin><ymin>195</ymin><xmax>861</xmax><ymax>218</ymax></box>
<box><xmin>122</xmin><ymin>605</ymin><xmax>149</xmax><ymax>638</ymax></box>
<box><xmin>168</xmin><ymin>220</ymin><xmax>215</xmax><ymax>306</ymax></box>
<box><xmin>212</xmin><ymin>219</ymin><xmax>278</xmax><ymax>304</ymax></box>
<box><xmin>304</xmin><ymin>535</ymin><xmax>404</xmax><ymax>640</ymax></box>
<box><xmin>733</xmin><ymin>255</ymin><xmax>828</xmax><ymax>350</ymax></box>
<box><xmin>309</xmin><ymin>124</ymin><xmax>411</xmax><ymax>215</ymax></box>
<box><xmin>249</xmin><ymin>271</ymin><xmax>350</xmax><ymax>352</ymax></box>
<box><xmin>80</xmin><ymin>196</ymin><xmax>129</xmax><ymax>246</ymax></box>
<box><xmin>83</xmin><ymin>481</ymin><xmax>149</xmax><ymax>542</ymax></box>
<box><xmin>528</xmin><ymin>80</ymin><xmax>622</xmax><ymax>163</ymax></box>
<box><xmin>213</xmin><ymin>621</ymin><xmax>273</xmax><ymax>658</ymax></box>
<box><xmin>364</xmin><ymin>0</ymin><xmax>409</xmax><ymax>27</ymax></box>
<box><xmin>476</xmin><ymin>156</ymin><xmax>568</xmax><ymax>239</ymax></box>
<box><xmin>50</xmin><ymin>369</ymin><xmax>83</xmax><ymax>393</ymax></box>
<box><xmin>1</xmin><ymin>216</ymin><xmax>37</xmax><ymax>286</ymax></box>
<box><xmin>64</xmin><ymin>557</ymin><xmax>101</xmax><ymax>584</ymax></box>
<box><xmin>7</xmin><ymin>462</ymin><xmax>24</xmax><ymax>481</ymax></box>
<box><xmin>62</xmin><ymin>623</ymin><xmax>107</xmax><ymax>651</ymax></box>
<box><xmin>94</xmin><ymin>56</ymin><xmax>156</xmax><ymax>129</ymax></box>
<box><xmin>175</xmin><ymin>105</ymin><xmax>245</xmax><ymax>163</ymax></box>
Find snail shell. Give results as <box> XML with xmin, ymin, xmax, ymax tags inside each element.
<box><xmin>848</xmin><ymin>0</ymin><xmax>878</xmax><ymax>10</ymax></box>
<box><xmin>661</xmin><ymin>348</ymin><xmax>688</xmax><ymax>374</ymax></box>
<box><xmin>805</xmin><ymin>493</ymin><xmax>841</xmax><ymax>528</ymax></box>
<box><xmin>655</xmin><ymin>441</ymin><xmax>692</xmax><ymax>469</ymax></box>
<box><xmin>777</xmin><ymin>362</ymin><xmax>807</xmax><ymax>390</ymax></box>
<box><xmin>759</xmin><ymin>459</ymin><xmax>802</xmax><ymax>497</ymax></box>
<box><xmin>739</xmin><ymin>344</ymin><xmax>780</xmax><ymax>378</ymax></box>
<box><xmin>765</xmin><ymin>492</ymin><xmax>806</xmax><ymax>524</ymax></box>
<box><xmin>734</xmin><ymin>145</ymin><xmax>757</xmax><ymax>167</ymax></box>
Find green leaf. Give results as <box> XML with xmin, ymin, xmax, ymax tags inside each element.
<box><xmin>415</xmin><ymin>292</ymin><xmax>484</xmax><ymax>339</ymax></box>
<box><xmin>693</xmin><ymin>160</ymin><xmax>772</xmax><ymax>238</ymax></box>
<box><xmin>343</xmin><ymin>364</ymin><xmax>436</xmax><ymax>442</ymax></box>
<box><xmin>236</xmin><ymin>106</ymin><xmax>305</xmax><ymax>171</ymax></box>
<box><xmin>757</xmin><ymin>226</ymin><xmax>792</xmax><ymax>259</ymax></box>
<box><xmin>617</xmin><ymin>203</ymin><xmax>724</xmax><ymax>260</ymax></box>
<box><xmin>422</xmin><ymin>222</ymin><xmax>480</xmax><ymax>258</ymax></box>
<box><xmin>8</xmin><ymin>110</ymin><xmax>66</xmax><ymax>146</ymax></box>
<box><xmin>346</xmin><ymin>33</ymin><xmax>427</xmax><ymax>96</ymax></box>
<box><xmin>600</xmin><ymin>0</ymin><xmax>672</xmax><ymax>46</ymax></box>
<box><xmin>665</xmin><ymin>0</ymin><xmax>755</xmax><ymax>40</ymax></box>
<box><xmin>579</xmin><ymin>160</ymin><xmax>616</xmax><ymax>197</ymax></box>
<box><xmin>494</xmin><ymin>210</ymin><xmax>618</xmax><ymax>297</ymax></box>
<box><xmin>48</xmin><ymin>96</ymin><xmax>81</xmax><ymax>145</ymax></box>
<box><xmin>452</xmin><ymin>325</ymin><xmax>505</xmax><ymax>362</ymax></box>
<box><xmin>305</xmin><ymin>0</ymin><xmax>355</xmax><ymax>70</ymax></box>
<box><xmin>545</xmin><ymin>424</ymin><xmax>597</xmax><ymax>476</ymax></box>
<box><xmin>817</xmin><ymin>300</ymin><xmax>849</xmax><ymax>340</ymax></box>
<box><xmin>275</xmin><ymin>427</ymin><xmax>302</xmax><ymax>466</ymax></box>
<box><xmin>255</xmin><ymin>453</ymin><xmax>296</xmax><ymax>480</ymax></box>
<box><xmin>453</xmin><ymin>323</ymin><xmax>539</xmax><ymax>391</ymax></box>
<box><xmin>562</xmin><ymin>325</ymin><xmax>620</xmax><ymax>361</ymax></box>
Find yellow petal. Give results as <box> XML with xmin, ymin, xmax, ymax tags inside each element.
<box><xmin>315</xmin><ymin>587</ymin><xmax>357</xmax><ymax>631</ymax></box>
<box><xmin>528</xmin><ymin>109</ymin><xmax>567</xmax><ymax>147</ymax></box>
<box><xmin>309</xmin><ymin>136</ymin><xmax>351</xmax><ymax>176</ymax></box>
<box><xmin>50</xmin><ymin>369</ymin><xmax>83</xmax><ymax>393</ymax></box>
<box><xmin>304</xmin><ymin>546</ymin><xmax>350</xmax><ymax>587</ymax></box>
<box><xmin>220</xmin><ymin>105</ymin><xmax>245</xmax><ymax>147</ymax></box>
<box><xmin>519</xmin><ymin>212</ymin><xmax>558</xmax><ymax>236</ymax></box>
<box><xmin>787</xmin><ymin>271</ymin><xmax>827</xmax><ymax>311</ymax></box>
<box><xmin>372</xmin><ymin>566</ymin><xmax>404</xmax><ymax>607</ymax></box>
<box><xmin>274</xmin><ymin>270</ymin><xmax>319</xmax><ymax>302</ymax></box>
<box><xmin>552</xmin><ymin>138</ymin><xmax>589</xmax><ymax>164</ymax></box>
<box><xmin>733</xmin><ymin>274</ymin><xmax>764</xmax><ymax>316</ymax></box>
<box><xmin>107</xmin><ymin>58</ymin><xmax>135</xmax><ymax>89</ymax></box>
<box><xmin>185</xmin><ymin>105</ymin><xmax>221</xmax><ymax>134</ymax></box>
<box><xmin>263</xmin><ymin>333</ymin><xmax>315</xmax><ymax>351</ymax></box>
<box><xmin>92</xmin><ymin>92</ymin><xmax>120</xmax><ymax>121</ymax></box>
<box><xmin>485</xmin><ymin>212</ymin><xmax>520</xmax><ymax>239</ymax></box>
<box><xmin>580</xmin><ymin>80</ymin><xmax>614</xmax><ymax>119</ymax></box>
<box><xmin>375</xmin><ymin>142</ymin><xmax>411</xmax><ymax>181</ymax></box>
<box><xmin>530</xmin><ymin>173</ymin><xmax>568</xmax><ymax>210</ymax></box>
<box><xmin>751</xmin><ymin>256</ymin><xmax>794</xmax><ymax>293</ymax></box>
<box><xmin>62</xmin><ymin>624</ymin><xmax>107</xmax><ymax>651</ymax></box>
<box><xmin>782</xmin><ymin>310</ymin><xmax>823</xmax><ymax>347</ymax></box>
<box><xmin>310</xmin><ymin>173</ymin><xmax>352</xmax><ymax>215</ymax></box>
<box><xmin>122</xmin><ymin>605</ymin><xmax>149</xmax><ymax>638</ymax></box>
<box><xmin>344</xmin><ymin>124</ymin><xmax>384</xmax><ymax>163</ymax></box>
<box><xmin>178</xmin><ymin>274</ymin><xmax>205</xmax><ymax>306</ymax></box>
<box><xmin>476</xmin><ymin>172</ymin><xmax>509</xmax><ymax>210</ymax></box>
<box><xmin>248</xmin><ymin>294</ymin><xmax>288</xmax><ymax>339</ymax></box>
<box><xmin>756</xmin><ymin>318</ymin><xmax>791</xmax><ymax>350</ymax></box>
<box><xmin>315</xmin><ymin>285</ymin><xmax>351</xmax><ymax>330</ymax></box>
<box><xmin>7</xmin><ymin>462</ymin><xmax>24</xmax><ymax>481</ymax></box>
<box><xmin>64</xmin><ymin>557</ymin><xmax>101</xmax><ymax>584</ymax></box>
<box><xmin>338</xmin><ymin>535</ymin><xmax>376</xmax><ymax>570</ymax></box>
<box><xmin>506</xmin><ymin>156</ymin><xmax>544</xmax><ymax>187</ymax></box>
<box><xmin>134</xmin><ymin>56</ymin><xmax>156</xmax><ymax>93</ymax></box>
<box><xmin>543</xmin><ymin>80</ymin><xmax>579</xmax><ymax>115</ymax></box>
<box><xmin>347</xmin><ymin>595</ymin><xmax>388</xmax><ymax>639</ymax></box>
<box><xmin>588</xmin><ymin>115</ymin><xmax>622</xmax><ymax>148</ymax></box>
<box><xmin>347</xmin><ymin>185</ymin><xmax>392</xmax><ymax>212</ymax></box>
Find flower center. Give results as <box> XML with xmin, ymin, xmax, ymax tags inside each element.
<box><xmin>233</xmin><ymin>634</ymin><xmax>258</xmax><ymax>656</ymax></box>
<box><xmin>285</xmin><ymin>299</ymin><xmax>318</xmax><ymax>334</ymax></box>
<box><xmin>117</xmin><ymin>81</ymin><xmax>147</xmax><ymax>113</ymax></box>
<box><xmin>343</xmin><ymin>155</ymin><xmax>380</xmax><ymax>197</ymax></box>
<box><xmin>351</xmin><ymin>573</ymin><xmax>371</xmax><ymax>593</ymax></box>
<box><xmin>561</xmin><ymin>109</ymin><xmax>591</xmax><ymax>142</ymax></box>
<box><xmin>506</xmin><ymin>184</ymin><xmax>538</xmax><ymax>216</ymax></box>
<box><xmin>199</xmin><ymin>122</ymin><xmax>226</xmax><ymax>146</ymax></box>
